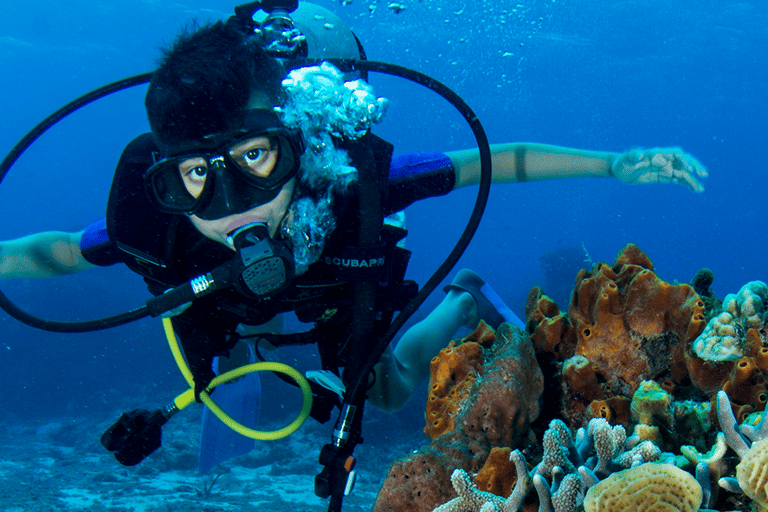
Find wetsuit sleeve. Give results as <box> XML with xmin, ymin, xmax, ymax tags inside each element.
<box><xmin>80</xmin><ymin>218</ymin><xmax>120</xmax><ymax>266</ymax></box>
<box><xmin>385</xmin><ymin>151</ymin><xmax>456</xmax><ymax>215</ymax></box>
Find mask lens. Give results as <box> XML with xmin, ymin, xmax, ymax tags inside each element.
<box><xmin>228</xmin><ymin>136</ymin><xmax>278</xmax><ymax>179</ymax></box>
<box><xmin>177</xmin><ymin>156</ymin><xmax>209</xmax><ymax>199</ymax></box>
<box><xmin>226</xmin><ymin>133</ymin><xmax>298</xmax><ymax>190</ymax></box>
<box><xmin>147</xmin><ymin>157</ymin><xmax>203</xmax><ymax>213</ymax></box>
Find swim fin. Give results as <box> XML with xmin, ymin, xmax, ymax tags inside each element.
<box><xmin>198</xmin><ymin>344</ymin><xmax>260</xmax><ymax>474</ymax></box>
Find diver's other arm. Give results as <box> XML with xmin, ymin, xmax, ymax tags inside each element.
<box><xmin>609</xmin><ymin>147</ymin><xmax>708</xmax><ymax>192</ymax></box>
<box><xmin>448</xmin><ymin>143</ymin><xmax>707</xmax><ymax>192</ymax></box>
<box><xmin>0</xmin><ymin>231</ymin><xmax>96</xmax><ymax>278</ymax></box>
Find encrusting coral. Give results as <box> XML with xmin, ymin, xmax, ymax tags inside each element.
<box><xmin>425</xmin><ymin>340</ymin><xmax>485</xmax><ymax>440</ymax></box>
<box><xmin>373</xmin><ymin>322</ymin><xmax>543</xmax><ymax>512</ymax></box>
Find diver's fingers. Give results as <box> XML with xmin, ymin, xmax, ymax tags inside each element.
<box><xmin>676</xmin><ymin>169</ymin><xmax>706</xmax><ymax>193</ymax></box>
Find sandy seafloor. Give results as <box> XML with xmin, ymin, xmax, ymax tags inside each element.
<box><xmin>0</xmin><ymin>407</ymin><xmax>420</xmax><ymax>511</ymax></box>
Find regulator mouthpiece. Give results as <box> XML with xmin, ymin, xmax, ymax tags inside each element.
<box><xmin>231</xmin><ymin>223</ymin><xmax>295</xmax><ymax>297</ymax></box>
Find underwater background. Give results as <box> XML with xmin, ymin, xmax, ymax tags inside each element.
<box><xmin>0</xmin><ymin>0</ymin><xmax>766</xmax><ymax>509</ymax></box>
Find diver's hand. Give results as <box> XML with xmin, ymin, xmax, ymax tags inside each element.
<box><xmin>611</xmin><ymin>147</ymin><xmax>708</xmax><ymax>192</ymax></box>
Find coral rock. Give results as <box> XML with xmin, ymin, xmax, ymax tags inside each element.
<box><xmin>583</xmin><ymin>463</ymin><xmax>703</xmax><ymax>512</ymax></box>
<box><xmin>374</xmin><ymin>324</ymin><xmax>543</xmax><ymax>512</ymax></box>
<box><xmin>374</xmin><ymin>446</ymin><xmax>459</xmax><ymax>512</ymax></box>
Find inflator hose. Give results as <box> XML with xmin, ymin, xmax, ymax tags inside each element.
<box><xmin>162</xmin><ymin>317</ymin><xmax>313</xmax><ymax>440</ymax></box>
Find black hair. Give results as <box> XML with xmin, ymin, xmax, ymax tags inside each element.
<box><xmin>145</xmin><ymin>20</ymin><xmax>287</xmax><ymax>152</ymax></box>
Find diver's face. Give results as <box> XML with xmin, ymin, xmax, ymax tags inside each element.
<box><xmin>189</xmin><ymin>177</ymin><xmax>295</xmax><ymax>250</ymax></box>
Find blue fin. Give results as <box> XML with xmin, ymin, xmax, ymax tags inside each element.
<box><xmin>198</xmin><ymin>345</ymin><xmax>260</xmax><ymax>474</ymax></box>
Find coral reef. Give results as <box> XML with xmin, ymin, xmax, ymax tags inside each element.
<box><xmin>424</xmin><ymin>417</ymin><xmax>661</xmax><ymax>512</ymax></box>
<box><xmin>373</xmin><ymin>323</ymin><xmax>543</xmax><ymax>512</ymax></box>
<box><xmin>583</xmin><ymin>463</ymin><xmax>702</xmax><ymax>512</ymax></box>
<box><xmin>377</xmin><ymin>247</ymin><xmax>768</xmax><ymax>512</ymax></box>
<box><xmin>526</xmin><ymin>244</ymin><xmax>706</xmax><ymax>427</ymax></box>
<box><xmin>715</xmin><ymin>389</ymin><xmax>768</xmax><ymax>511</ymax></box>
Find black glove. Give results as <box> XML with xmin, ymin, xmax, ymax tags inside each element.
<box><xmin>101</xmin><ymin>409</ymin><xmax>168</xmax><ymax>466</ymax></box>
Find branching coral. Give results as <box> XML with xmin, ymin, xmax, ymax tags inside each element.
<box><xmin>715</xmin><ymin>389</ymin><xmax>768</xmax><ymax>510</ymax></box>
<box><xmin>428</xmin><ymin>418</ymin><xmax>661</xmax><ymax>512</ymax></box>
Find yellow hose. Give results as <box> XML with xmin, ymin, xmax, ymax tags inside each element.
<box><xmin>162</xmin><ymin>317</ymin><xmax>312</xmax><ymax>440</ymax></box>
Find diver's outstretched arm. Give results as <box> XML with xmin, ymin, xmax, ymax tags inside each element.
<box><xmin>448</xmin><ymin>143</ymin><xmax>708</xmax><ymax>192</ymax></box>
<box><xmin>0</xmin><ymin>230</ymin><xmax>95</xmax><ymax>278</ymax></box>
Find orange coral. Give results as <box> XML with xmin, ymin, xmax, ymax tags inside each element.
<box><xmin>560</xmin><ymin>355</ymin><xmax>605</xmax><ymax>425</ymax></box>
<box><xmin>568</xmin><ymin>245</ymin><xmax>706</xmax><ymax>394</ymax></box>
<box><xmin>525</xmin><ymin>244</ymin><xmax>707</xmax><ymax>428</ymax></box>
<box><xmin>463</xmin><ymin>319</ymin><xmax>497</xmax><ymax>348</ymax></box>
<box><xmin>425</xmin><ymin>339</ymin><xmax>484</xmax><ymax>440</ymax></box>
<box><xmin>685</xmin><ymin>354</ymin><xmax>733</xmax><ymax>393</ymax></box>
<box><xmin>588</xmin><ymin>397</ymin><xmax>631</xmax><ymax>428</ymax></box>
<box><xmin>475</xmin><ymin>447</ymin><xmax>518</xmax><ymax>497</ymax></box>
<box><xmin>525</xmin><ymin>287</ymin><xmax>577</xmax><ymax>361</ymax></box>
<box><xmin>712</xmin><ymin>356</ymin><xmax>768</xmax><ymax>426</ymax></box>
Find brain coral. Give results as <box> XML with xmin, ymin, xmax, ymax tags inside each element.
<box><xmin>736</xmin><ymin>437</ymin><xmax>768</xmax><ymax>507</ymax></box>
<box><xmin>583</xmin><ymin>463</ymin><xmax>702</xmax><ymax>512</ymax></box>
<box><xmin>692</xmin><ymin>281</ymin><xmax>768</xmax><ymax>365</ymax></box>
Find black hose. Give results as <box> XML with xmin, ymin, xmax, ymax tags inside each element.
<box><xmin>0</xmin><ymin>72</ymin><xmax>153</xmax><ymax>332</ymax></box>
<box><xmin>0</xmin><ymin>61</ymin><xmax>490</xmax><ymax>347</ymax></box>
<box><xmin>323</xmin><ymin>60</ymin><xmax>493</xmax><ymax>408</ymax></box>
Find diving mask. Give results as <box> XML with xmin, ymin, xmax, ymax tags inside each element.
<box><xmin>145</xmin><ymin>109</ymin><xmax>303</xmax><ymax>220</ymax></box>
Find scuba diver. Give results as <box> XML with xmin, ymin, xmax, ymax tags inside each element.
<box><xmin>0</xmin><ymin>1</ymin><xmax>708</xmax><ymax>509</ymax></box>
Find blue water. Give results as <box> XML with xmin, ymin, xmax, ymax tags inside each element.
<box><xmin>0</xmin><ymin>0</ymin><xmax>765</xmax><ymax>482</ymax></box>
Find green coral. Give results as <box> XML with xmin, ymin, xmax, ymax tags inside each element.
<box><xmin>630</xmin><ymin>380</ymin><xmax>672</xmax><ymax>428</ymax></box>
